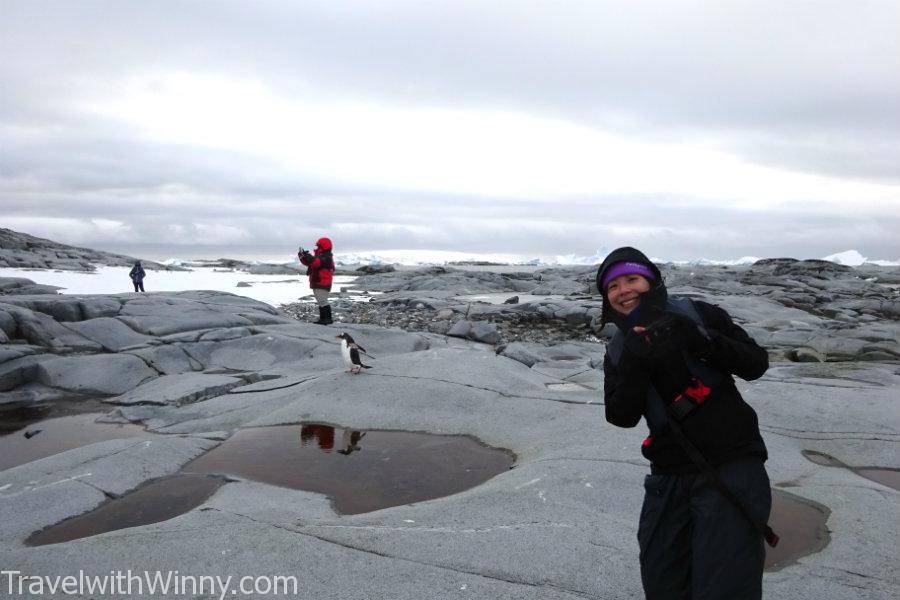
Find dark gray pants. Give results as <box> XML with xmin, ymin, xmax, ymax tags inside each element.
<box><xmin>638</xmin><ymin>458</ymin><xmax>771</xmax><ymax>600</ymax></box>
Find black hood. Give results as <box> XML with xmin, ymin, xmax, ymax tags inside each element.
<box><xmin>596</xmin><ymin>246</ymin><xmax>667</xmax><ymax>329</ymax></box>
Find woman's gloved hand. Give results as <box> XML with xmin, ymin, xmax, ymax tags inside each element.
<box><xmin>625</xmin><ymin>312</ymin><xmax>712</xmax><ymax>359</ymax></box>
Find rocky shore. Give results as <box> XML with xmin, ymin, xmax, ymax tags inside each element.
<box><xmin>0</xmin><ymin>228</ymin><xmax>180</xmax><ymax>273</ymax></box>
<box><xmin>283</xmin><ymin>260</ymin><xmax>900</xmax><ymax>363</ymax></box>
<box><xmin>0</xmin><ymin>241</ymin><xmax>898</xmax><ymax>598</ymax></box>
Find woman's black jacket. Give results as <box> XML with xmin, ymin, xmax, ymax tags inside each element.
<box><xmin>603</xmin><ymin>300</ymin><xmax>769</xmax><ymax>473</ymax></box>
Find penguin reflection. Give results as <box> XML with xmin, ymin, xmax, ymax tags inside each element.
<box><xmin>338</xmin><ymin>430</ymin><xmax>366</xmax><ymax>455</ymax></box>
<box><xmin>299</xmin><ymin>424</ymin><xmax>335</xmax><ymax>452</ymax></box>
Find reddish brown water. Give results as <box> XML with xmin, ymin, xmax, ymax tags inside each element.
<box><xmin>0</xmin><ymin>413</ymin><xmax>152</xmax><ymax>471</ymax></box>
<box><xmin>764</xmin><ymin>489</ymin><xmax>831</xmax><ymax>571</ymax></box>
<box><xmin>26</xmin><ymin>474</ymin><xmax>227</xmax><ymax>546</ymax></box>
<box><xmin>25</xmin><ymin>423</ymin><xmax>514</xmax><ymax>545</ymax></box>
<box><xmin>184</xmin><ymin>423</ymin><xmax>515</xmax><ymax>514</ymax></box>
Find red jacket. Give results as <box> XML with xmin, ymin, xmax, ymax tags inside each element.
<box><xmin>299</xmin><ymin>237</ymin><xmax>334</xmax><ymax>290</ymax></box>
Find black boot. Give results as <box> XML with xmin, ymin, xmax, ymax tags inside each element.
<box><xmin>315</xmin><ymin>304</ymin><xmax>333</xmax><ymax>325</ymax></box>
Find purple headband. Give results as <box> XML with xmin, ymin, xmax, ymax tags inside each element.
<box><xmin>601</xmin><ymin>261</ymin><xmax>656</xmax><ymax>291</ymax></box>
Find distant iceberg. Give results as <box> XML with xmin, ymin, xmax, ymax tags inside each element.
<box><xmin>334</xmin><ymin>250</ymin><xmax>547</xmax><ymax>267</ymax></box>
<box><xmin>552</xmin><ymin>248</ymin><xmax>610</xmax><ymax>266</ymax></box>
<box><xmin>821</xmin><ymin>250</ymin><xmax>899</xmax><ymax>267</ymax></box>
<box><xmin>325</xmin><ymin>248</ymin><xmax>900</xmax><ymax>269</ymax></box>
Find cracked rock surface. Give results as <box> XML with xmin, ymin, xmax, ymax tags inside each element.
<box><xmin>0</xmin><ymin>274</ymin><xmax>898</xmax><ymax>599</ymax></box>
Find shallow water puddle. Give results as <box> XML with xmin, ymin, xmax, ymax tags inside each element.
<box><xmin>0</xmin><ymin>405</ymin><xmax>153</xmax><ymax>471</ymax></box>
<box><xmin>26</xmin><ymin>474</ymin><xmax>226</xmax><ymax>546</ymax></box>
<box><xmin>802</xmin><ymin>450</ymin><xmax>900</xmax><ymax>491</ymax></box>
<box><xmin>184</xmin><ymin>423</ymin><xmax>515</xmax><ymax>514</ymax></box>
<box><xmin>764</xmin><ymin>489</ymin><xmax>831</xmax><ymax>571</ymax></box>
<box><xmin>26</xmin><ymin>423</ymin><xmax>514</xmax><ymax>545</ymax></box>
<box><xmin>0</xmin><ymin>400</ymin><xmax>110</xmax><ymax>435</ymax></box>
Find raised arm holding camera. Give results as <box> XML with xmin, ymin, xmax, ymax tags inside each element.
<box><xmin>298</xmin><ymin>237</ymin><xmax>335</xmax><ymax>325</ymax></box>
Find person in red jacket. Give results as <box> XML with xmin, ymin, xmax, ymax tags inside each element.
<box><xmin>298</xmin><ymin>237</ymin><xmax>335</xmax><ymax>325</ymax></box>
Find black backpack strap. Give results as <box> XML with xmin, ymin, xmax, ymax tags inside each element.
<box><xmin>664</xmin><ymin>408</ymin><xmax>779</xmax><ymax>548</ymax></box>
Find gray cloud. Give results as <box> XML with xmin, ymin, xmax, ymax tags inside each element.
<box><xmin>1</xmin><ymin>1</ymin><xmax>899</xmax><ymax>260</ymax></box>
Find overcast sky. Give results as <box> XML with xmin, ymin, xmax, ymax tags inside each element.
<box><xmin>2</xmin><ymin>1</ymin><xmax>899</xmax><ymax>261</ymax></box>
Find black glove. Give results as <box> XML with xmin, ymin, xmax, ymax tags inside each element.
<box><xmin>626</xmin><ymin>312</ymin><xmax>711</xmax><ymax>360</ymax></box>
<box><xmin>621</xmin><ymin>329</ymin><xmax>661</xmax><ymax>372</ymax></box>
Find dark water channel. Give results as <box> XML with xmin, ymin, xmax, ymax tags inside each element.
<box><xmin>0</xmin><ymin>402</ymin><xmax>152</xmax><ymax>472</ymax></box>
<box><xmin>26</xmin><ymin>423</ymin><xmax>515</xmax><ymax>546</ymax></box>
<box><xmin>802</xmin><ymin>449</ymin><xmax>900</xmax><ymax>491</ymax></box>
<box><xmin>26</xmin><ymin>475</ymin><xmax>227</xmax><ymax>546</ymax></box>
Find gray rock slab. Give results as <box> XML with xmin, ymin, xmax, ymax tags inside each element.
<box><xmin>0</xmin><ymin>353</ymin><xmax>42</xmax><ymax>392</ymax></box>
<box><xmin>447</xmin><ymin>319</ymin><xmax>472</xmax><ymax>338</ymax></box>
<box><xmin>106</xmin><ymin>373</ymin><xmax>246</xmax><ymax>406</ymax></box>
<box><xmin>0</xmin><ymin>295</ymin><xmax>89</xmax><ymax>321</ymax></box>
<box><xmin>0</xmin><ymin>352</ymin><xmax>897</xmax><ymax>599</ymax></box>
<box><xmin>469</xmin><ymin>321</ymin><xmax>501</xmax><ymax>344</ymax></box>
<box><xmin>0</xmin><ymin>480</ymin><xmax>107</xmax><ymax>548</ymax></box>
<box><xmin>3</xmin><ymin>304</ymin><xmax>102</xmax><ymax>350</ymax></box>
<box><xmin>124</xmin><ymin>344</ymin><xmax>203</xmax><ymax>374</ymax></box>
<box><xmin>109</xmin><ymin>383</ymin><xmax>309</xmax><ymax>433</ymax></box>
<box><xmin>499</xmin><ymin>342</ymin><xmax>545</xmax><ymax>367</ymax></box>
<box><xmin>182</xmin><ymin>334</ymin><xmax>324</xmax><ymax>371</ymax></box>
<box><xmin>0</xmin><ymin>307</ymin><xmax>16</xmax><ymax>337</ymax></box>
<box><xmin>36</xmin><ymin>354</ymin><xmax>158</xmax><ymax>395</ymax></box>
<box><xmin>61</xmin><ymin>317</ymin><xmax>157</xmax><ymax>351</ymax></box>
<box><xmin>117</xmin><ymin>313</ymin><xmax>256</xmax><ymax>336</ymax></box>
<box><xmin>254</xmin><ymin>322</ymin><xmax>432</xmax><ymax>356</ymax></box>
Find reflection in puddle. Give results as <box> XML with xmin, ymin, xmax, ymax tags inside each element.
<box><xmin>802</xmin><ymin>450</ymin><xmax>900</xmax><ymax>491</ymax></box>
<box><xmin>0</xmin><ymin>400</ymin><xmax>110</xmax><ymax>436</ymax></box>
<box><xmin>0</xmin><ymin>414</ymin><xmax>151</xmax><ymax>471</ymax></box>
<box><xmin>764</xmin><ymin>489</ymin><xmax>831</xmax><ymax>571</ymax></box>
<box><xmin>0</xmin><ymin>408</ymin><xmax>153</xmax><ymax>472</ymax></box>
<box><xmin>26</xmin><ymin>474</ymin><xmax>227</xmax><ymax>546</ymax></box>
<box><xmin>0</xmin><ymin>403</ymin><xmax>53</xmax><ymax>435</ymax></box>
<box><xmin>25</xmin><ymin>423</ymin><xmax>514</xmax><ymax>545</ymax></box>
<box><xmin>299</xmin><ymin>423</ymin><xmax>335</xmax><ymax>451</ymax></box>
<box><xmin>185</xmin><ymin>423</ymin><xmax>515</xmax><ymax>514</ymax></box>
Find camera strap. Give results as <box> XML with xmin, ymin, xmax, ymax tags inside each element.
<box><xmin>664</xmin><ymin>409</ymin><xmax>779</xmax><ymax>548</ymax></box>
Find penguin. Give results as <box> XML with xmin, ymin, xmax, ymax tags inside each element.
<box><xmin>337</xmin><ymin>429</ymin><xmax>366</xmax><ymax>455</ymax></box>
<box><xmin>336</xmin><ymin>333</ymin><xmax>372</xmax><ymax>374</ymax></box>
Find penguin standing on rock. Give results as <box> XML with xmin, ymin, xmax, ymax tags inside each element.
<box><xmin>336</xmin><ymin>333</ymin><xmax>372</xmax><ymax>374</ymax></box>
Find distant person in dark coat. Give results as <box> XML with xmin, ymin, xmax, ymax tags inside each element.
<box><xmin>298</xmin><ymin>237</ymin><xmax>335</xmax><ymax>325</ymax></box>
<box><xmin>129</xmin><ymin>261</ymin><xmax>146</xmax><ymax>292</ymax></box>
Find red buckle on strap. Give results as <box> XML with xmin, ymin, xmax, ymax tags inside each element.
<box><xmin>684</xmin><ymin>378</ymin><xmax>711</xmax><ymax>404</ymax></box>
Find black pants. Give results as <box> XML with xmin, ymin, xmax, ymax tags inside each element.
<box><xmin>132</xmin><ymin>281</ymin><xmax>144</xmax><ymax>292</ymax></box>
<box><xmin>638</xmin><ymin>458</ymin><xmax>771</xmax><ymax>600</ymax></box>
